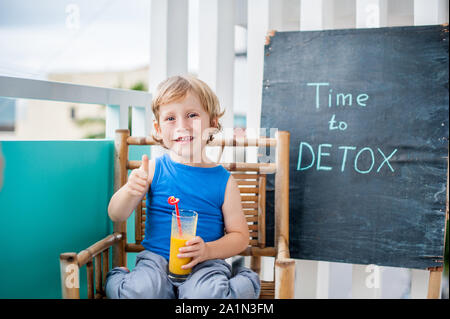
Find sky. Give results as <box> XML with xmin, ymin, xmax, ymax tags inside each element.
<box><xmin>0</xmin><ymin>0</ymin><xmax>153</xmax><ymax>78</ymax></box>
<box><xmin>0</xmin><ymin>0</ymin><xmax>249</xmax><ymax>122</ymax></box>
<box><xmin>0</xmin><ymin>0</ymin><xmax>246</xmax><ymax>78</ymax></box>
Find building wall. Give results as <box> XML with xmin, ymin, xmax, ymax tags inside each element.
<box><xmin>0</xmin><ymin>66</ymin><xmax>149</xmax><ymax>140</ymax></box>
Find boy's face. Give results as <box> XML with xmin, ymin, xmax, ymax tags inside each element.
<box><xmin>154</xmin><ymin>91</ymin><xmax>217</xmax><ymax>162</ymax></box>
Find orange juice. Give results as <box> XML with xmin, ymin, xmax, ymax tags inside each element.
<box><xmin>168</xmin><ymin>209</ymin><xmax>197</xmax><ymax>281</ymax></box>
<box><xmin>169</xmin><ymin>235</ymin><xmax>193</xmax><ymax>275</ymax></box>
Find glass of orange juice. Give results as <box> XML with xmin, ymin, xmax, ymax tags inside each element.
<box><xmin>168</xmin><ymin>209</ymin><xmax>198</xmax><ymax>282</ymax></box>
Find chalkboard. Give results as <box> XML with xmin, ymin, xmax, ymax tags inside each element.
<box><xmin>260</xmin><ymin>25</ymin><xmax>448</xmax><ymax>270</ymax></box>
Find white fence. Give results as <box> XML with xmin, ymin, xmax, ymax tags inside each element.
<box><xmin>0</xmin><ymin>75</ymin><xmax>152</xmax><ymax>138</ymax></box>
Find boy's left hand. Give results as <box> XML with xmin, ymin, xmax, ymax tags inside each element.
<box><xmin>178</xmin><ymin>236</ymin><xmax>209</xmax><ymax>269</ymax></box>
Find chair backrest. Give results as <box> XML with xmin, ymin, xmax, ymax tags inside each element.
<box><xmin>111</xmin><ymin>129</ymin><xmax>290</xmax><ymax>269</ymax></box>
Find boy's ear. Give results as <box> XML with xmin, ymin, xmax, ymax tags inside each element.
<box><xmin>153</xmin><ymin>120</ymin><xmax>160</xmax><ymax>133</ymax></box>
<box><xmin>153</xmin><ymin>120</ymin><xmax>162</xmax><ymax>138</ymax></box>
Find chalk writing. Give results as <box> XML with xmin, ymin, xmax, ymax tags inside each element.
<box><xmin>297</xmin><ymin>142</ymin><xmax>397</xmax><ymax>174</ymax></box>
<box><xmin>307</xmin><ymin>82</ymin><xmax>369</xmax><ymax>109</ymax></box>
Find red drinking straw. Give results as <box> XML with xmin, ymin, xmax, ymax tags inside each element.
<box><xmin>168</xmin><ymin>196</ymin><xmax>182</xmax><ymax>236</ymax></box>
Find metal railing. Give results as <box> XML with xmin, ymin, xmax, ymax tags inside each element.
<box><xmin>0</xmin><ymin>75</ymin><xmax>152</xmax><ymax>138</ymax></box>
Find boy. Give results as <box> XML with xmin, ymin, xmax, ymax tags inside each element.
<box><xmin>105</xmin><ymin>75</ymin><xmax>260</xmax><ymax>299</ymax></box>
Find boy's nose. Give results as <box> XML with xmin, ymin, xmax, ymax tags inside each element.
<box><xmin>175</xmin><ymin>117</ymin><xmax>191</xmax><ymax>131</ymax></box>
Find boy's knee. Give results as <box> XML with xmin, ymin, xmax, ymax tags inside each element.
<box><xmin>180</xmin><ymin>277</ymin><xmax>231</xmax><ymax>299</ymax></box>
<box><xmin>117</xmin><ymin>280</ymin><xmax>161</xmax><ymax>299</ymax></box>
<box><xmin>179</xmin><ymin>262</ymin><xmax>261</xmax><ymax>299</ymax></box>
<box><xmin>105</xmin><ymin>266</ymin><xmax>172</xmax><ymax>299</ymax></box>
<box><xmin>179</xmin><ymin>260</ymin><xmax>232</xmax><ymax>299</ymax></box>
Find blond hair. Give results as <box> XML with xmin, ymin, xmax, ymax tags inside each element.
<box><xmin>151</xmin><ymin>75</ymin><xmax>225</xmax><ymax>145</ymax></box>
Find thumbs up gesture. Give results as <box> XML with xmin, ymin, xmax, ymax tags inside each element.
<box><xmin>125</xmin><ymin>154</ymin><xmax>151</xmax><ymax>197</ymax></box>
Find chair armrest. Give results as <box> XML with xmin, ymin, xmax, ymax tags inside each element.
<box><xmin>59</xmin><ymin>232</ymin><xmax>123</xmax><ymax>299</ymax></box>
<box><xmin>76</xmin><ymin>232</ymin><xmax>123</xmax><ymax>266</ymax></box>
<box><xmin>275</xmin><ymin>235</ymin><xmax>295</xmax><ymax>299</ymax></box>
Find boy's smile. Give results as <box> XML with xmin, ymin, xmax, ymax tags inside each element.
<box><xmin>173</xmin><ymin>135</ymin><xmax>194</xmax><ymax>143</ymax></box>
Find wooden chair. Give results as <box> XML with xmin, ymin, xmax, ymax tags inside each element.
<box><xmin>60</xmin><ymin>129</ymin><xmax>294</xmax><ymax>299</ymax></box>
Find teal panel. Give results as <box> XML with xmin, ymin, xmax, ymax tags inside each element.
<box><xmin>0</xmin><ymin>140</ymin><xmax>114</xmax><ymax>298</ymax></box>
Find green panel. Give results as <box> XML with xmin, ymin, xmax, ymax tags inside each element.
<box><xmin>0</xmin><ymin>140</ymin><xmax>114</xmax><ymax>298</ymax></box>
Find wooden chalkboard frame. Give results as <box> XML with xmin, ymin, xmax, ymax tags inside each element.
<box><xmin>426</xmin><ymin>152</ymin><xmax>448</xmax><ymax>299</ymax></box>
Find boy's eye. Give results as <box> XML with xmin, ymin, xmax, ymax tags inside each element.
<box><xmin>166</xmin><ymin>116</ymin><xmax>175</xmax><ymax>121</ymax></box>
<box><xmin>188</xmin><ymin>113</ymin><xmax>198</xmax><ymax>118</ymax></box>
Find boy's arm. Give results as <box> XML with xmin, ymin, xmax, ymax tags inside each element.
<box><xmin>180</xmin><ymin>175</ymin><xmax>249</xmax><ymax>266</ymax></box>
<box><xmin>205</xmin><ymin>175</ymin><xmax>249</xmax><ymax>259</ymax></box>
<box><xmin>108</xmin><ymin>156</ymin><xmax>155</xmax><ymax>222</ymax></box>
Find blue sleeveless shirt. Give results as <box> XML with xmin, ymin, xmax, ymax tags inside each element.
<box><xmin>142</xmin><ymin>153</ymin><xmax>231</xmax><ymax>260</ymax></box>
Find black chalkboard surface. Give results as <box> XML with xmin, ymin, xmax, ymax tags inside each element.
<box><xmin>260</xmin><ymin>25</ymin><xmax>448</xmax><ymax>269</ymax></box>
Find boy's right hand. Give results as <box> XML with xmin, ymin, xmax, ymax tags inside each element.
<box><xmin>125</xmin><ymin>154</ymin><xmax>150</xmax><ymax>197</ymax></box>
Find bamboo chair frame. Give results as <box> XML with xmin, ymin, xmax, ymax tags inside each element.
<box><xmin>60</xmin><ymin>129</ymin><xmax>294</xmax><ymax>299</ymax></box>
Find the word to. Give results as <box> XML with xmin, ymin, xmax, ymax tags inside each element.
<box><xmin>329</xmin><ymin>114</ymin><xmax>348</xmax><ymax>130</ymax></box>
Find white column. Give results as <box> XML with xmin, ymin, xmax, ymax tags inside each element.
<box><xmin>386</xmin><ymin>0</ymin><xmax>414</xmax><ymax>26</ymax></box>
<box><xmin>297</xmin><ymin>0</ymin><xmax>336</xmax><ymax>299</ymax></box>
<box><xmin>149</xmin><ymin>0</ymin><xmax>188</xmax><ymax>97</ymax></box>
<box><xmin>246</xmin><ymin>0</ymin><xmax>269</xmax><ymax>160</ymax></box>
<box><xmin>198</xmin><ymin>0</ymin><xmax>235</xmax><ymax>162</ymax></box>
<box><xmin>356</xmin><ymin>0</ymin><xmax>388</xmax><ymax>28</ymax></box>
<box><xmin>316</xmin><ymin>261</ymin><xmax>330</xmax><ymax>298</ymax></box>
<box><xmin>246</xmin><ymin>0</ymin><xmax>286</xmax><ymax>163</ymax></box>
<box><xmin>414</xmin><ymin>0</ymin><xmax>449</xmax><ymax>25</ymax></box>
<box><xmin>300</xmin><ymin>0</ymin><xmax>335</xmax><ymax>31</ymax></box>
<box><xmin>149</xmin><ymin>0</ymin><xmax>188</xmax><ymax>158</ymax></box>
<box><xmin>260</xmin><ymin>256</ymin><xmax>275</xmax><ymax>281</ymax></box>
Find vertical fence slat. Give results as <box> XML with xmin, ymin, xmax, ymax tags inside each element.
<box><xmin>94</xmin><ymin>255</ymin><xmax>102</xmax><ymax>298</ymax></box>
<box><xmin>316</xmin><ymin>261</ymin><xmax>330</xmax><ymax>299</ymax></box>
<box><xmin>102</xmin><ymin>250</ymin><xmax>109</xmax><ymax>293</ymax></box>
<box><xmin>86</xmin><ymin>261</ymin><xmax>94</xmax><ymax>299</ymax></box>
<box><xmin>261</xmin><ymin>256</ymin><xmax>275</xmax><ymax>282</ymax></box>
<box><xmin>131</xmin><ymin>106</ymin><xmax>148</xmax><ymax>137</ymax></box>
<box><xmin>258</xmin><ymin>174</ymin><xmax>266</xmax><ymax>248</ymax></box>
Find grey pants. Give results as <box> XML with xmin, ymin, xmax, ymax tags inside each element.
<box><xmin>105</xmin><ymin>250</ymin><xmax>260</xmax><ymax>299</ymax></box>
